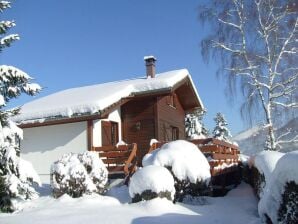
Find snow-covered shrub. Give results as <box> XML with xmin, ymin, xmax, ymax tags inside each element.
<box><xmin>249</xmin><ymin>151</ymin><xmax>284</xmax><ymax>198</ymax></box>
<box><xmin>129</xmin><ymin>165</ymin><xmax>175</xmax><ymax>203</ymax></box>
<box><xmin>142</xmin><ymin>140</ymin><xmax>211</xmax><ymax>202</ymax></box>
<box><xmin>51</xmin><ymin>151</ymin><xmax>108</xmax><ymax>198</ymax></box>
<box><xmin>258</xmin><ymin>151</ymin><xmax>298</xmax><ymax>224</ymax></box>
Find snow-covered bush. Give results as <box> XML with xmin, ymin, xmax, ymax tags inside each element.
<box><xmin>258</xmin><ymin>151</ymin><xmax>298</xmax><ymax>224</ymax></box>
<box><xmin>249</xmin><ymin>151</ymin><xmax>284</xmax><ymax>198</ymax></box>
<box><xmin>142</xmin><ymin>140</ymin><xmax>211</xmax><ymax>201</ymax></box>
<box><xmin>51</xmin><ymin>152</ymin><xmax>108</xmax><ymax>198</ymax></box>
<box><xmin>129</xmin><ymin>165</ymin><xmax>175</xmax><ymax>203</ymax></box>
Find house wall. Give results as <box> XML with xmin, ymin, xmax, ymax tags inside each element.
<box><xmin>20</xmin><ymin>121</ymin><xmax>87</xmax><ymax>183</ymax></box>
<box><xmin>93</xmin><ymin>107</ymin><xmax>122</xmax><ymax>147</ymax></box>
<box><xmin>121</xmin><ymin>97</ymin><xmax>156</xmax><ymax>161</ymax></box>
<box><xmin>157</xmin><ymin>93</ymin><xmax>186</xmax><ymax>141</ymax></box>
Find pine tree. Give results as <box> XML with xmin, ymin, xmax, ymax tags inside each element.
<box><xmin>212</xmin><ymin>112</ymin><xmax>232</xmax><ymax>142</ymax></box>
<box><xmin>0</xmin><ymin>1</ymin><xmax>41</xmax><ymax>212</ymax></box>
<box><xmin>185</xmin><ymin>109</ymin><xmax>209</xmax><ymax>139</ymax></box>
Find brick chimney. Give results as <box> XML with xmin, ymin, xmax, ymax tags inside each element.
<box><xmin>144</xmin><ymin>56</ymin><xmax>156</xmax><ymax>78</ymax></box>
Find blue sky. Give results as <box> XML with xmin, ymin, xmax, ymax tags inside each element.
<box><xmin>1</xmin><ymin>0</ymin><xmax>251</xmax><ymax>134</ymax></box>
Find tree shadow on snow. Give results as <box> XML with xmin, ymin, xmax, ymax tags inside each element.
<box><xmin>132</xmin><ymin>213</ymin><xmax>202</xmax><ymax>224</ymax></box>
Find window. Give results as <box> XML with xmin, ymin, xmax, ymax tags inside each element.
<box><xmin>102</xmin><ymin>121</ymin><xmax>119</xmax><ymax>146</ymax></box>
<box><xmin>171</xmin><ymin>127</ymin><xmax>179</xmax><ymax>140</ymax></box>
<box><xmin>166</xmin><ymin>94</ymin><xmax>176</xmax><ymax>108</ymax></box>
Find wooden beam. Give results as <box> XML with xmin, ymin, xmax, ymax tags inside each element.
<box><xmin>87</xmin><ymin>120</ymin><xmax>93</xmax><ymax>151</ymax></box>
<box><xmin>154</xmin><ymin>96</ymin><xmax>159</xmax><ymax>140</ymax></box>
<box><xmin>19</xmin><ymin>114</ymin><xmax>101</xmax><ymax>129</ymax></box>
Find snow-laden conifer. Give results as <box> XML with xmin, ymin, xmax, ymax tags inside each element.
<box><xmin>0</xmin><ymin>1</ymin><xmax>41</xmax><ymax>212</ymax></box>
<box><xmin>212</xmin><ymin>112</ymin><xmax>232</xmax><ymax>142</ymax></box>
<box><xmin>185</xmin><ymin>109</ymin><xmax>209</xmax><ymax>139</ymax></box>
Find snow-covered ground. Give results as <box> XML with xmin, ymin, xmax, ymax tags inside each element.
<box><xmin>0</xmin><ymin>182</ymin><xmax>261</xmax><ymax>224</ymax></box>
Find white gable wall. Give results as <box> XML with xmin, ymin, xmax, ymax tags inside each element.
<box><xmin>21</xmin><ymin>121</ymin><xmax>87</xmax><ymax>183</ymax></box>
<box><xmin>93</xmin><ymin>107</ymin><xmax>122</xmax><ymax>147</ymax></box>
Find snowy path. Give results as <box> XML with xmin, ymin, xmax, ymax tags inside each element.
<box><xmin>0</xmin><ymin>182</ymin><xmax>260</xmax><ymax>224</ymax></box>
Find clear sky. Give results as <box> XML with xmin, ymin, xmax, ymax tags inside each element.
<box><xmin>1</xmin><ymin>0</ymin><xmax>251</xmax><ymax>135</ymax></box>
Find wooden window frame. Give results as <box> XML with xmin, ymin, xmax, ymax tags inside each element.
<box><xmin>171</xmin><ymin>126</ymin><xmax>179</xmax><ymax>140</ymax></box>
<box><xmin>166</xmin><ymin>94</ymin><xmax>176</xmax><ymax>108</ymax></box>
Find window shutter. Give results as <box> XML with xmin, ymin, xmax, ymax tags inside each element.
<box><xmin>102</xmin><ymin>121</ymin><xmax>112</xmax><ymax>146</ymax></box>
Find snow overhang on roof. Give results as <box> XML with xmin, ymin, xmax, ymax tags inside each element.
<box><xmin>13</xmin><ymin>69</ymin><xmax>204</xmax><ymax>125</ymax></box>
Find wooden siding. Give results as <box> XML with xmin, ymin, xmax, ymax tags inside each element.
<box><xmin>156</xmin><ymin>93</ymin><xmax>186</xmax><ymax>141</ymax></box>
<box><xmin>121</xmin><ymin>97</ymin><xmax>156</xmax><ymax>161</ymax></box>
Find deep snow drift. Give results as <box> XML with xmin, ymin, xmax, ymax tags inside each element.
<box><xmin>0</xmin><ymin>182</ymin><xmax>261</xmax><ymax>224</ymax></box>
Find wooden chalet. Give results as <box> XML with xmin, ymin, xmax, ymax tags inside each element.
<box><xmin>14</xmin><ymin>56</ymin><xmax>203</xmax><ymax>182</ymax></box>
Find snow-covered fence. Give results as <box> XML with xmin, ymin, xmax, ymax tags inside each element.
<box><xmin>147</xmin><ymin>138</ymin><xmax>241</xmax><ymax>195</ymax></box>
<box><xmin>149</xmin><ymin>138</ymin><xmax>240</xmax><ymax>176</ymax></box>
<box><xmin>93</xmin><ymin>143</ymin><xmax>138</xmax><ymax>181</ymax></box>
<box><xmin>143</xmin><ymin>140</ymin><xmax>211</xmax><ymax>202</ymax></box>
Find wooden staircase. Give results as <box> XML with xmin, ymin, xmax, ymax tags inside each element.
<box><xmin>93</xmin><ymin>143</ymin><xmax>138</xmax><ymax>181</ymax></box>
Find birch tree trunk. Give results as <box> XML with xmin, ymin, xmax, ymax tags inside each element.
<box><xmin>199</xmin><ymin>0</ymin><xmax>298</xmax><ymax>150</ymax></box>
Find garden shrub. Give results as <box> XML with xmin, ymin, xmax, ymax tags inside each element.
<box><xmin>129</xmin><ymin>165</ymin><xmax>175</xmax><ymax>203</ymax></box>
<box><xmin>51</xmin><ymin>151</ymin><xmax>108</xmax><ymax>198</ymax></box>
<box><xmin>142</xmin><ymin>140</ymin><xmax>211</xmax><ymax>202</ymax></box>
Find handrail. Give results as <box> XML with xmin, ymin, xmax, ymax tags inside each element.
<box><xmin>124</xmin><ymin>143</ymin><xmax>138</xmax><ymax>176</ymax></box>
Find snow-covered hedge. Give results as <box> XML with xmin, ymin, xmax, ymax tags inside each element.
<box><xmin>249</xmin><ymin>151</ymin><xmax>284</xmax><ymax>198</ymax></box>
<box><xmin>258</xmin><ymin>151</ymin><xmax>298</xmax><ymax>224</ymax></box>
<box><xmin>129</xmin><ymin>165</ymin><xmax>175</xmax><ymax>203</ymax></box>
<box><xmin>50</xmin><ymin>152</ymin><xmax>108</xmax><ymax>198</ymax></box>
<box><xmin>142</xmin><ymin>140</ymin><xmax>210</xmax><ymax>201</ymax></box>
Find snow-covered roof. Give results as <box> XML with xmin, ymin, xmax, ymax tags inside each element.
<box><xmin>13</xmin><ymin>69</ymin><xmax>203</xmax><ymax>124</ymax></box>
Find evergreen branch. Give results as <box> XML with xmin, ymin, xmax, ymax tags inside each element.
<box><xmin>0</xmin><ymin>20</ymin><xmax>16</xmax><ymax>35</ymax></box>
<box><xmin>0</xmin><ymin>34</ymin><xmax>19</xmax><ymax>51</ymax></box>
<box><xmin>0</xmin><ymin>1</ymin><xmax>11</xmax><ymax>12</ymax></box>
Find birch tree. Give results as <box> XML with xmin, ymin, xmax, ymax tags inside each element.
<box><xmin>199</xmin><ymin>0</ymin><xmax>298</xmax><ymax>150</ymax></box>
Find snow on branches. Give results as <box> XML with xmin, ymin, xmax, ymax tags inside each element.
<box><xmin>199</xmin><ymin>0</ymin><xmax>298</xmax><ymax>151</ymax></box>
<box><xmin>50</xmin><ymin>152</ymin><xmax>108</xmax><ymax>198</ymax></box>
<box><xmin>185</xmin><ymin>109</ymin><xmax>209</xmax><ymax>139</ymax></box>
<box><xmin>212</xmin><ymin>112</ymin><xmax>232</xmax><ymax>143</ymax></box>
<box><xmin>0</xmin><ymin>1</ymin><xmax>41</xmax><ymax>212</ymax></box>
